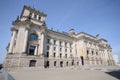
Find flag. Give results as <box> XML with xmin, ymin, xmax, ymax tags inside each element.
<box><xmin>96</xmin><ymin>34</ymin><xmax>99</xmax><ymax>38</ymax></box>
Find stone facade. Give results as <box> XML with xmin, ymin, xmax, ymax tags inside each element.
<box><xmin>4</xmin><ymin>5</ymin><xmax>115</xmax><ymax>70</ymax></box>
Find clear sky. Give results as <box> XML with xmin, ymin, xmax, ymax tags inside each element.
<box><xmin>0</xmin><ymin>0</ymin><xmax>120</xmax><ymax>63</ymax></box>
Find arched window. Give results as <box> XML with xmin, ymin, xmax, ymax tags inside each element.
<box><xmin>29</xmin><ymin>33</ymin><xmax>38</xmax><ymax>40</ymax></box>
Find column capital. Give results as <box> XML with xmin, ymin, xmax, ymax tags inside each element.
<box><xmin>11</xmin><ymin>27</ymin><xmax>17</xmax><ymax>31</ymax></box>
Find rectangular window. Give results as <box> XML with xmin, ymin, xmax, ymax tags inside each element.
<box><xmin>60</xmin><ymin>53</ymin><xmax>62</xmax><ymax>58</ymax></box>
<box><xmin>70</xmin><ymin>49</ymin><xmax>72</xmax><ymax>53</ymax></box>
<box><xmin>30</xmin><ymin>34</ymin><xmax>38</xmax><ymax>41</ymax></box>
<box><xmin>87</xmin><ymin>50</ymin><xmax>89</xmax><ymax>56</ymax></box>
<box><xmin>54</xmin><ymin>40</ymin><xmax>56</xmax><ymax>45</ymax></box>
<box><xmin>29</xmin><ymin>45</ymin><xmax>36</xmax><ymax>55</ymax></box>
<box><xmin>92</xmin><ymin>51</ymin><xmax>94</xmax><ymax>55</ymax></box>
<box><xmin>38</xmin><ymin>16</ymin><xmax>41</xmax><ymax>20</ymax></box>
<box><xmin>29</xmin><ymin>60</ymin><xmax>36</xmax><ymax>67</ymax></box>
<box><xmin>45</xmin><ymin>52</ymin><xmax>49</xmax><ymax>58</ymax></box>
<box><xmin>65</xmin><ymin>42</ymin><xmax>67</xmax><ymax>47</ymax></box>
<box><xmin>60</xmin><ymin>41</ymin><xmax>62</xmax><ymax>46</ymax></box>
<box><xmin>53</xmin><ymin>53</ymin><xmax>56</xmax><ymax>58</ymax></box>
<box><xmin>34</xmin><ymin>14</ymin><xmax>37</xmax><ymax>19</ymax></box>
<box><xmin>47</xmin><ymin>46</ymin><xmax>49</xmax><ymax>50</ymax></box>
<box><xmin>96</xmin><ymin>52</ymin><xmax>98</xmax><ymax>55</ymax></box>
<box><xmin>65</xmin><ymin>49</ymin><xmax>67</xmax><ymax>52</ymax></box>
<box><xmin>47</xmin><ymin>39</ymin><xmax>50</xmax><ymax>44</ymax></box>
<box><xmin>29</xmin><ymin>12</ymin><xmax>32</xmax><ymax>19</ymax></box>
<box><xmin>60</xmin><ymin>48</ymin><xmax>62</xmax><ymax>51</ymax></box>
<box><xmin>53</xmin><ymin>47</ymin><xmax>56</xmax><ymax>51</ymax></box>
<box><xmin>54</xmin><ymin>61</ymin><xmax>56</xmax><ymax>66</ymax></box>
<box><xmin>65</xmin><ymin>54</ymin><xmax>67</xmax><ymax>58</ymax></box>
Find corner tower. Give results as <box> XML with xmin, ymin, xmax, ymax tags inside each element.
<box><xmin>4</xmin><ymin>6</ymin><xmax>47</xmax><ymax>70</ymax></box>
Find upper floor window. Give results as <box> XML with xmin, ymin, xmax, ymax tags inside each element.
<box><xmin>38</xmin><ymin>16</ymin><xmax>41</xmax><ymax>20</ymax></box>
<box><xmin>65</xmin><ymin>54</ymin><xmax>67</xmax><ymax>58</ymax></box>
<box><xmin>92</xmin><ymin>51</ymin><xmax>94</xmax><ymax>55</ymax></box>
<box><xmin>60</xmin><ymin>41</ymin><xmax>62</xmax><ymax>46</ymax></box>
<box><xmin>29</xmin><ymin>12</ymin><xmax>32</xmax><ymax>19</ymax></box>
<box><xmin>47</xmin><ymin>46</ymin><xmax>50</xmax><ymax>50</ymax></box>
<box><xmin>60</xmin><ymin>53</ymin><xmax>62</xmax><ymax>58</ymax></box>
<box><xmin>34</xmin><ymin>14</ymin><xmax>37</xmax><ymax>19</ymax></box>
<box><xmin>54</xmin><ymin>40</ymin><xmax>56</xmax><ymax>45</ymax></box>
<box><xmin>46</xmin><ymin>52</ymin><xmax>49</xmax><ymax>58</ymax></box>
<box><xmin>65</xmin><ymin>42</ymin><xmax>67</xmax><ymax>47</ymax></box>
<box><xmin>96</xmin><ymin>52</ymin><xmax>98</xmax><ymax>55</ymax></box>
<box><xmin>87</xmin><ymin>50</ymin><xmax>89</xmax><ymax>55</ymax></box>
<box><xmin>47</xmin><ymin>39</ymin><xmax>50</xmax><ymax>44</ymax></box>
<box><xmin>70</xmin><ymin>43</ymin><xmax>72</xmax><ymax>48</ymax></box>
<box><xmin>60</xmin><ymin>48</ymin><xmax>62</xmax><ymax>51</ymax></box>
<box><xmin>53</xmin><ymin>47</ymin><xmax>56</xmax><ymax>51</ymax></box>
<box><xmin>65</xmin><ymin>49</ymin><xmax>67</xmax><ymax>52</ymax></box>
<box><xmin>29</xmin><ymin>34</ymin><xmax>38</xmax><ymax>41</ymax></box>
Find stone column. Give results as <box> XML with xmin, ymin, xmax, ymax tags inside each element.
<box><xmin>72</xmin><ymin>43</ymin><xmax>76</xmax><ymax>57</ymax></box>
<box><xmin>8</xmin><ymin>28</ymin><xmax>16</xmax><ymax>53</ymax></box>
<box><xmin>22</xmin><ymin>28</ymin><xmax>29</xmax><ymax>53</ymax></box>
<box><xmin>56</xmin><ymin>40</ymin><xmax>60</xmax><ymax>58</ymax></box>
<box><xmin>34</xmin><ymin>45</ymin><xmax>38</xmax><ymax>55</ymax></box>
<box><xmin>49</xmin><ymin>39</ymin><xmax>53</xmax><ymax>58</ymax></box>
<box><xmin>40</xmin><ymin>32</ymin><xmax>45</xmax><ymax>55</ymax></box>
<box><xmin>62</xmin><ymin>42</ymin><xmax>65</xmax><ymax>58</ymax></box>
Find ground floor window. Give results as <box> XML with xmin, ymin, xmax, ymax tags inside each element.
<box><xmin>72</xmin><ymin>60</ymin><xmax>74</xmax><ymax>66</ymax></box>
<box><xmin>81</xmin><ymin>56</ymin><xmax>84</xmax><ymax>65</ymax></box>
<box><xmin>54</xmin><ymin>61</ymin><xmax>56</xmax><ymax>66</ymax></box>
<box><xmin>29</xmin><ymin>45</ymin><xmax>36</xmax><ymax>55</ymax></box>
<box><xmin>66</xmin><ymin>62</ymin><xmax>68</xmax><ymax>66</ymax></box>
<box><xmin>29</xmin><ymin>60</ymin><xmax>36</xmax><ymax>67</ymax></box>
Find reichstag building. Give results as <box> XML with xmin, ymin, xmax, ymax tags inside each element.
<box><xmin>4</xmin><ymin>6</ymin><xmax>115</xmax><ymax>70</ymax></box>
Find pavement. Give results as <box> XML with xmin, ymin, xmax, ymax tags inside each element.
<box><xmin>0</xmin><ymin>66</ymin><xmax>120</xmax><ymax>80</ymax></box>
<box><xmin>0</xmin><ymin>71</ymin><xmax>4</xmax><ymax>80</ymax></box>
<box><xmin>9</xmin><ymin>66</ymin><xmax>120</xmax><ymax>80</ymax></box>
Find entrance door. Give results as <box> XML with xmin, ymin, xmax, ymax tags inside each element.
<box><xmin>81</xmin><ymin>56</ymin><xmax>84</xmax><ymax>65</ymax></box>
<box><xmin>72</xmin><ymin>60</ymin><xmax>74</xmax><ymax>66</ymax></box>
<box><xmin>44</xmin><ymin>60</ymin><xmax>49</xmax><ymax>68</ymax></box>
<box><xmin>60</xmin><ymin>61</ymin><xmax>63</xmax><ymax>67</ymax></box>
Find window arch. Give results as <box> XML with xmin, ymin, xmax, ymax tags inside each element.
<box><xmin>29</xmin><ymin>33</ymin><xmax>38</xmax><ymax>40</ymax></box>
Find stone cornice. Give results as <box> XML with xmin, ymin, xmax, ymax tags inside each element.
<box><xmin>47</xmin><ymin>29</ymin><xmax>76</xmax><ymax>40</ymax></box>
<box><xmin>77</xmin><ymin>32</ymin><xmax>96</xmax><ymax>39</ymax></box>
<box><xmin>12</xmin><ymin>20</ymin><xmax>47</xmax><ymax>30</ymax></box>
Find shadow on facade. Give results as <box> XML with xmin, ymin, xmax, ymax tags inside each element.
<box><xmin>105</xmin><ymin>70</ymin><xmax>120</xmax><ymax>79</ymax></box>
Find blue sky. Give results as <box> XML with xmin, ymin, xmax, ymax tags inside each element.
<box><xmin>0</xmin><ymin>0</ymin><xmax>120</xmax><ymax>63</ymax></box>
